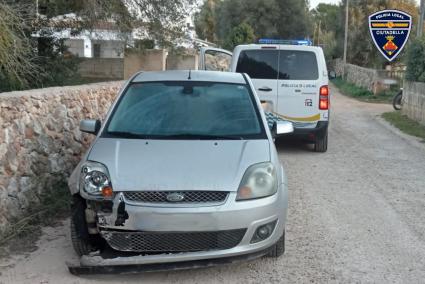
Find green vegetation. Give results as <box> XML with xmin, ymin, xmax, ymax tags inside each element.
<box><xmin>194</xmin><ymin>0</ymin><xmax>418</xmax><ymax>68</ymax></box>
<box><xmin>0</xmin><ymin>180</ymin><xmax>70</xmax><ymax>250</ymax></box>
<box><xmin>0</xmin><ymin>2</ymin><xmax>41</xmax><ymax>91</ymax></box>
<box><xmin>332</xmin><ymin>77</ymin><xmax>396</xmax><ymax>103</ymax></box>
<box><xmin>195</xmin><ymin>0</ymin><xmax>311</xmax><ymax>46</ymax></box>
<box><xmin>405</xmin><ymin>36</ymin><xmax>425</xmax><ymax>83</ymax></box>
<box><xmin>1</xmin><ymin>0</ymin><xmax>196</xmax><ymax>92</ymax></box>
<box><xmin>223</xmin><ymin>23</ymin><xmax>256</xmax><ymax>50</ymax></box>
<box><xmin>382</xmin><ymin>112</ymin><xmax>425</xmax><ymax>142</ymax></box>
<box><xmin>312</xmin><ymin>0</ymin><xmax>418</xmax><ymax>67</ymax></box>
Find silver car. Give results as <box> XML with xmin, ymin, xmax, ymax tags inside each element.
<box><xmin>67</xmin><ymin>70</ymin><xmax>292</xmax><ymax>274</ymax></box>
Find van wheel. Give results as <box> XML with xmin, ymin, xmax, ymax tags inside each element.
<box><xmin>314</xmin><ymin>132</ymin><xmax>328</xmax><ymax>153</ymax></box>
<box><xmin>266</xmin><ymin>231</ymin><xmax>285</xmax><ymax>258</ymax></box>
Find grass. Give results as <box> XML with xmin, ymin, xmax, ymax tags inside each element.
<box><xmin>332</xmin><ymin>77</ymin><xmax>397</xmax><ymax>104</ymax></box>
<box><xmin>382</xmin><ymin>112</ymin><xmax>425</xmax><ymax>142</ymax></box>
<box><xmin>0</xmin><ymin>180</ymin><xmax>70</xmax><ymax>255</ymax></box>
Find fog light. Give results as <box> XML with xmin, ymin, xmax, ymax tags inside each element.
<box><xmin>251</xmin><ymin>220</ymin><xmax>277</xmax><ymax>243</ymax></box>
<box><xmin>258</xmin><ymin>226</ymin><xmax>271</xmax><ymax>239</ymax></box>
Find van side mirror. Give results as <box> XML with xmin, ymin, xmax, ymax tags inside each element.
<box><xmin>80</xmin><ymin>119</ymin><xmax>101</xmax><ymax>135</ymax></box>
<box><xmin>271</xmin><ymin>121</ymin><xmax>294</xmax><ymax>137</ymax></box>
<box><xmin>329</xmin><ymin>70</ymin><xmax>336</xmax><ymax>79</ymax></box>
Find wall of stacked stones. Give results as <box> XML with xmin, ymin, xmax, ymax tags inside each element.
<box><xmin>402</xmin><ymin>81</ymin><xmax>425</xmax><ymax>126</ymax></box>
<box><xmin>0</xmin><ymin>82</ymin><xmax>123</xmax><ymax>234</ymax></box>
<box><xmin>344</xmin><ymin>64</ymin><xmax>378</xmax><ymax>92</ymax></box>
<box><xmin>328</xmin><ymin>59</ymin><xmax>379</xmax><ymax>92</ymax></box>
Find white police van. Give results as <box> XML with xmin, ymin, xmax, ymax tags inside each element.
<box><xmin>200</xmin><ymin>39</ymin><xmax>329</xmax><ymax>152</ymax></box>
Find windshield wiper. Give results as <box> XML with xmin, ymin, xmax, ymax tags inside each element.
<box><xmin>157</xmin><ymin>133</ymin><xmax>244</xmax><ymax>140</ymax></box>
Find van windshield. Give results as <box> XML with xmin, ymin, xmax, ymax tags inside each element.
<box><xmin>236</xmin><ymin>49</ymin><xmax>318</xmax><ymax>80</ymax></box>
<box><xmin>104</xmin><ymin>81</ymin><xmax>266</xmax><ymax>140</ymax></box>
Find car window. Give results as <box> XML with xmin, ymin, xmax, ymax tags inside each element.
<box><xmin>236</xmin><ymin>50</ymin><xmax>279</xmax><ymax>79</ymax></box>
<box><xmin>105</xmin><ymin>82</ymin><xmax>266</xmax><ymax>139</ymax></box>
<box><xmin>278</xmin><ymin>50</ymin><xmax>318</xmax><ymax>80</ymax></box>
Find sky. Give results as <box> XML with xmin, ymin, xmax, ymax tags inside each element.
<box><xmin>309</xmin><ymin>0</ymin><xmax>420</xmax><ymax>9</ymax></box>
<box><xmin>310</xmin><ymin>0</ymin><xmax>341</xmax><ymax>8</ymax></box>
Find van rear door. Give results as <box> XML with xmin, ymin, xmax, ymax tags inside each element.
<box><xmin>199</xmin><ymin>47</ymin><xmax>232</xmax><ymax>71</ymax></box>
<box><xmin>276</xmin><ymin>48</ymin><xmax>321</xmax><ymax>125</ymax></box>
<box><xmin>233</xmin><ymin>47</ymin><xmax>279</xmax><ymax>112</ymax></box>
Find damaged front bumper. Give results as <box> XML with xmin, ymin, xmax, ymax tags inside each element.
<box><xmin>67</xmin><ymin>244</ymin><xmax>274</xmax><ymax>275</ymax></box>
<box><xmin>70</xmin><ymin>189</ymin><xmax>286</xmax><ymax>274</ymax></box>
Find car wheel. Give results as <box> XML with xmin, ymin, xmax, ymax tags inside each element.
<box><xmin>70</xmin><ymin>195</ymin><xmax>99</xmax><ymax>256</ymax></box>
<box><xmin>266</xmin><ymin>231</ymin><xmax>285</xmax><ymax>258</ymax></box>
<box><xmin>70</xmin><ymin>217</ymin><xmax>92</xmax><ymax>256</ymax></box>
<box><xmin>314</xmin><ymin>132</ymin><xmax>328</xmax><ymax>153</ymax></box>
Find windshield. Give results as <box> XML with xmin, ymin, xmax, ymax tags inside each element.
<box><xmin>104</xmin><ymin>81</ymin><xmax>266</xmax><ymax>140</ymax></box>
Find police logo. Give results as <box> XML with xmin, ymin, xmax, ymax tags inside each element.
<box><xmin>369</xmin><ymin>10</ymin><xmax>412</xmax><ymax>62</ymax></box>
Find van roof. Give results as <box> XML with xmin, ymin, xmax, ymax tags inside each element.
<box><xmin>234</xmin><ymin>44</ymin><xmax>323</xmax><ymax>52</ymax></box>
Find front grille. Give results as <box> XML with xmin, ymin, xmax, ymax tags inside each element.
<box><xmin>102</xmin><ymin>229</ymin><xmax>247</xmax><ymax>253</ymax></box>
<box><xmin>123</xmin><ymin>191</ymin><xmax>228</xmax><ymax>204</ymax></box>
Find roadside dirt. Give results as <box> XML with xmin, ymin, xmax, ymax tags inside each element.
<box><xmin>1</xmin><ymin>84</ymin><xmax>425</xmax><ymax>283</ymax></box>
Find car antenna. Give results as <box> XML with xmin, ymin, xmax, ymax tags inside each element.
<box><xmin>188</xmin><ymin>69</ymin><xmax>192</xmax><ymax>80</ymax></box>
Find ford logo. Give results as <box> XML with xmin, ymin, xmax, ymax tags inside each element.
<box><xmin>166</xmin><ymin>192</ymin><xmax>185</xmax><ymax>202</ymax></box>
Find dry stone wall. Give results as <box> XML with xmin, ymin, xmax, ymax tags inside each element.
<box><xmin>402</xmin><ymin>81</ymin><xmax>425</xmax><ymax>126</ymax></box>
<box><xmin>0</xmin><ymin>82</ymin><xmax>123</xmax><ymax>234</ymax></box>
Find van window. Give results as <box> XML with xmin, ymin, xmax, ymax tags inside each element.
<box><xmin>236</xmin><ymin>50</ymin><xmax>279</xmax><ymax>79</ymax></box>
<box><xmin>278</xmin><ymin>50</ymin><xmax>318</xmax><ymax>80</ymax></box>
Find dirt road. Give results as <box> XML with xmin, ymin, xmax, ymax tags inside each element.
<box><xmin>1</xmin><ymin>85</ymin><xmax>425</xmax><ymax>283</ymax></box>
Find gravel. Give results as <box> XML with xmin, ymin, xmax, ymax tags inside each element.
<box><xmin>1</xmin><ymin>84</ymin><xmax>425</xmax><ymax>283</ymax></box>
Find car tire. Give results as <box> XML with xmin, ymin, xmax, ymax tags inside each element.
<box><xmin>70</xmin><ymin>195</ymin><xmax>98</xmax><ymax>256</ymax></box>
<box><xmin>314</xmin><ymin>132</ymin><xmax>328</xmax><ymax>153</ymax></box>
<box><xmin>266</xmin><ymin>231</ymin><xmax>285</xmax><ymax>258</ymax></box>
<box><xmin>70</xmin><ymin>217</ymin><xmax>92</xmax><ymax>256</ymax></box>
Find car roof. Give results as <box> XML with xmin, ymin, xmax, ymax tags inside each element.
<box><xmin>132</xmin><ymin>70</ymin><xmax>247</xmax><ymax>84</ymax></box>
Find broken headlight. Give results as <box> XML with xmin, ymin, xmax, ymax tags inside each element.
<box><xmin>79</xmin><ymin>161</ymin><xmax>113</xmax><ymax>199</ymax></box>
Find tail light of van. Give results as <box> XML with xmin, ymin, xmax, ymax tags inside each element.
<box><xmin>319</xmin><ymin>85</ymin><xmax>329</xmax><ymax>110</ymax></box>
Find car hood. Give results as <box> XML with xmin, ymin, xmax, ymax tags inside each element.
<box><xmin>88</xmin><ymin>138</ymin><xmax>270</xmax><ymax>192</ymax></box>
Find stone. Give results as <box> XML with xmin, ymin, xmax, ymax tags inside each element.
<box><xmin>0</xmin><ymin>81</ymin><xmax>123</xmax><ymax>233</ymax></box>
<box><xmin>7</xmin><ymin>177</ymin><xmax>19</xmax><ymax>197</ymax></box>
<box><xmin>25</xmin><ymin>127</ymin><xmax>34</xmax><ymax>139</ymax></box>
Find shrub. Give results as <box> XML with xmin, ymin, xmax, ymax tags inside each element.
<box><xmin>223</xmin><ymin>23</ymin><xmax>256</xmax><ymax>50</ymax></box>
<box><xmin>405</xmin><ymin>37</ymin><xmax>425</xmax><ymax>83</ymax></box>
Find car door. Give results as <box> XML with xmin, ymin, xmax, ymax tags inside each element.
<box><xmin>199</xmin><ymin>47</ymin><xmax>233</xmax><ymax>71</ymax></box>
<box><xmin>276</xmin><ymin>47</ymin><xmax>321</xmax><ymax>125</ymax></box>
<box><xmin>232</xmin><ymin>46</ymin><xmax>279</xmax><ymax>113</ymax></box>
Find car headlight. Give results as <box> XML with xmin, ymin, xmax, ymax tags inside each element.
<box><xmin>79</xmin><ymin>161</ymin><xmax>114</xmax><ymax>199</ymax></box>
<box><xmin>236</xmin><ymin>162</ymin><xmax>277</xmax><ymax>201</ymax></box>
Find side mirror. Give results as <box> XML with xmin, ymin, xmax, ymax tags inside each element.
<box><xmin>80</xmin><ymin>119</ymin><xmax>101</xmax><ymax>135</ymax></box>
<box><xmin>272</xmin><ymin>121</ymin><xmax>294</xmax><ymax>137</ymax></box>
<box><xmin>329</xmin><ymin>70</ymin><xmax>336</xmax><ymax>79</ymax></box>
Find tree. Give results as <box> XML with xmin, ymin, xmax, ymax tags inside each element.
<box><xmin>224</xmin><ymin>22</ymin><xmax>256</xmax><ymax>50</ymax></box>
<box><xmin>312</xmin><ymin>3</ymin><xmax>343</xmax><ymax>60</ymax></box>
<box><xmin>0</xmin><ymin>2</ymin><xmax>41</xmax><ymax>91</ymax></box>
<box><xmin>344</xmin><ymin>0</ymin><xmax>419</xmax><ymax>68</ymax></box>
<box><xmin>195</xmin><ymin>0</ymin><xmax>312</xmax><ymax>47</ymax></box>
<box><xmin>194</xmin><ymin>0</ymin><xmax>219</xmax><ymax>42</ymax></box>
<box><xmin>1</xmin><ymin>0</ymin><xmax>198</xmax><ymax>92</ymax></box>
<box><xmin>405</xmin><ymin>36</ymin><xmax>425</xmax><ymax>82</ymax></box>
